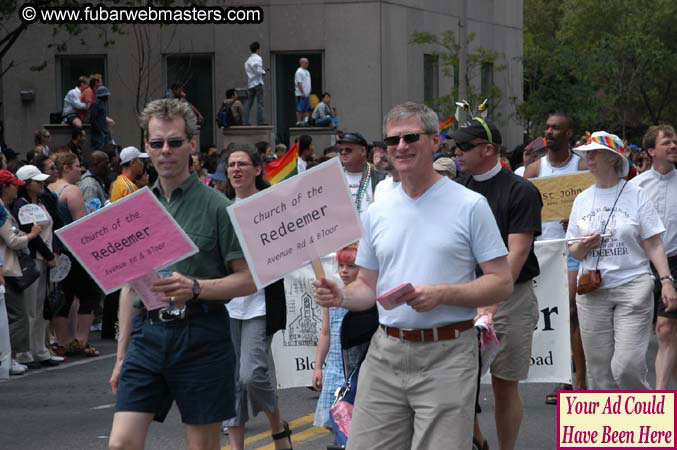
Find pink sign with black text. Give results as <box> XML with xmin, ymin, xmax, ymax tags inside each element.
<box><xmin>227</xmin><ymin>157</ymin><xmax>362</xmax><ymax>289</ymax></box>
<box><xmin>55</xmin><ymin>187</ymin><xmax>198</xmax><ymax>294</ymax></box>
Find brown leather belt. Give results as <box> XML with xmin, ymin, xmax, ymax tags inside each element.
<box><xmin>380</xmin><ymin>319</ymin><xmax>474</xmax><ymax>342</ymax></box>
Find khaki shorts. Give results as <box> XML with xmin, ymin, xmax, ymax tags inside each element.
<box><xmin>491</xmin><ymin>281</ymin><xmax>539</xmax><ymax>381</ymax></box>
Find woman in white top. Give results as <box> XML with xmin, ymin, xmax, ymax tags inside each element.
<box><xmin>221</xmin><ymin>145</ymin><xmax>291</xmax><ymax>450</ymax></box>
<box><xmin>567</xmin><ymin>131</ymin><xmax>677</xmax><ymax>390</ymax></box>
<box><xmin>12</xmin><ymin>165</ymin><xmax>61</xmax><ymax>368</ymax></box>
<box><xmin>0</xmin><ymin>170</ymin><xmax>43</xmax><ymax>374</ymax></box>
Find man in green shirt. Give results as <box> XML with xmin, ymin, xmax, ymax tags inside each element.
<box><xmin>108</xmin><ymin>98</ymin><xmax>255</xmax><ymax>450</ymax></box>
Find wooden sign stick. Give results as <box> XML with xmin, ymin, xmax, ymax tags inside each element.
<box><xmin>311</xmin><ymin>258</ymin><xmax>326</xmax><ymax>280</ymax></box>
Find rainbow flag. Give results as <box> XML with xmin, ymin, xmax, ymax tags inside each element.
<box><xmin>264</xmin><ymin>142</ymin><xmax>298</xmax><ymax>184</ymax></box>
<box><xmin>439</xmin><ymin>117</ymin><xmax>454</xmax><ymax>138</ymax></box>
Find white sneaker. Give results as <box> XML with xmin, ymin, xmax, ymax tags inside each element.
<box><xmin>49</xmin><ymin>355</ymin><xmax>65</xmax><ymax>362</ymax></box>
<box><xmin>14</xmin><ymin>352</ymin><xmax>34</xmax><ymax>365</ymax></box>
<box><xmin>10</xmin><ymin>360</ymin><xmax>27</xmax><ymax>375</ymax></box>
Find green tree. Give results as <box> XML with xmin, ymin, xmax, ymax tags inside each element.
<box><xmin>411</xmin><ymin>30</ymin><xmax>506</xmax><ymax>124</ymax></box>
<box><xmin>520</xmin><ymin>0</ymin><xmax>677</xmax><ymax>142</ymax></box>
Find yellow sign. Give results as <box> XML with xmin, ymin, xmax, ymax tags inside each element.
<box><xmin>559</xmin><ymin>392</ymin><xmax>675</xmax><ymax>448</ymax></box>
<box><xmin>531</xmin><ymin>172</ymin><xmax>595</xmax><ymax>222</ymax></box>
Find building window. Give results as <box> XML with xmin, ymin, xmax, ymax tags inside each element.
<box><xmin>481</xmin><ymin>62</ymin><xmax>494</xmax><ymax>99</ymax></box>
<box><xmin>58</xmin><ymin>55</ymin><xmax>106</xmax><ymax>108</ymax></box>
<box><xmin>165</xmin><ymin>54</ymin><xmax>214</xmax><ymax>149</ymax></box>
<box><xmin>423</xmin><ymin>54</ymin><xmax>439</xmax><ymax>102</ymax></box>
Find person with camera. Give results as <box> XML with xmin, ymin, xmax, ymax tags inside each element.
<box><xmin>566</xmin><ymin>131</ymin><xmax>677</xmax><ymax>390</ymax></box>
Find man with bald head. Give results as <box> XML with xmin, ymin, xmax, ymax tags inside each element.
<box><xmin>294</xmin><ymin>57</ymin><xmax>311</xmax><ymax>126</ymax></box>
<box><xmin>79</xmin><ymin>150</ymin><xmax>110</xmax><ymax>212</ymax></box>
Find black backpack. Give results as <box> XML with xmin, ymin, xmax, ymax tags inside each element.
<box><xmin>216</xmin><ymin>102</ymin><xmax>237</xmax><ymax>128</ymax></box>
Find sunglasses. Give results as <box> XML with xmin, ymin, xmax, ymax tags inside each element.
<box><xmin>383</xmin><ymin>133</ymin><xmax>429</xmax><ymax>147</ymax></box>
<box><xmin>456</xmin><ymin>141</ymin><xmax>488</xmax><ymax>152</ymax></box>
<box><xmin>148</xmin><ymin>138</ymin><xmax>186</xmax><ymax>149</ymax></box>
<box><xmin>338</xmin><ymin>147</ymin><xmax>354</xmax><ymax>154</ymax></box>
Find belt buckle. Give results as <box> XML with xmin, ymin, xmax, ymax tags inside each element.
<box><xmin>158</xmin><ymin>305</ymin><xmax>186</xmax><ymax>322</ymax></box>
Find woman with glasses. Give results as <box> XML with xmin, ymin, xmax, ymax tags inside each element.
<box><xmin>220</xmin><ymin>144</ymin><xmax>292</xmax><ymax>450</ymax></box>
<box><xmin>47</xmin><ymin>153</ymin><xmax>101</xmax><ymax>357</ymax></box>
<box><xmin>567</xmin><ymin>131</ymin><xmax>677</xmax><ymax>389</ymax></box>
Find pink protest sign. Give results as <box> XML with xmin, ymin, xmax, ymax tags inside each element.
<box><xmin>55</xmin><ymin>187</ymin><xmax>198</xmax><ymax>294</ymax></box>
<box><xmin>228</xmin><ymin>157</ymin><xmax>362</xmax><ymax>289</ymax></box>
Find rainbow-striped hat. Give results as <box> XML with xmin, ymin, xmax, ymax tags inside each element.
<box><xmin>573</xmin><ymin>131</ymin><xmax>629</xmax><ymax>177</ymax></box>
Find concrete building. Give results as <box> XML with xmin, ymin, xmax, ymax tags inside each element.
<box><xmin>1</xmin><ymin>0</ymin><xmax>523</xmax><ymax>154</ymax></box>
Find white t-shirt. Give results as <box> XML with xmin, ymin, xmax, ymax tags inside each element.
<box><xmin>226</xmin><ymin>289</ymin><xmax>266</xmax><ymax>320</ymax></box>
<box><xmin>244</xmin><ymin>53</ymin><xmax>265</xmax><ymax>88</ymax></box>
<box><xmin>297</xmin><ymin>157</ymin><xmax>307</xmax><ymax>173</ymax></box>
<box><xmin>373</xmin><ymin>175</ymin><xmax>399</xmax><ymax>202</ymax></box>
<box><xmin>566</xmin><ymin>181</ymin><xmax>665</xmax><ymax>289</ymax></box>
<box><xmin>630</xmin><ymin>167</ymin><xmax>677</xmax><ymax>257</ymax></box>
<box><xmin>345</xmin><ymin>171</ymin><xmax>373</xmax><ymax>215</ymax></box>
<box><xmin>294</xmin><ymin>67</ymin><xmax>311</xmax><ymax>97</ymax></box>
<box><xmin>356</xmin><ymin>177</ymin><xmax>508</xmax><ymax>328</ymax></box>
<box><xmin>514</xmin><ymin>166</ymin><xmax>526</xmax><ymax>177</ymax></box>
<box><xmin>226</xmin><ymin>197</ymin><xmax>266</xmax><ymax>319</ymax></box>
<box><xmin>536</xmin><ymin>153</ymin><xmax>582</xmax><ymax>240</ymax></box>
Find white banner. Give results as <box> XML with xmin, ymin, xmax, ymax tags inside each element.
<box><xmin>271</xmin><ymin>254</ymin><xmax>342</xmax><ymax>389</ymax></box>
<box><xmin>272</xmin><ymin>241</ymin><xmax>572</xmax><ymax>388</ymax></box>
<box><xmin>524</xmin><ymin>239</ymin><xmax>572</xmax><ymax>383</ymax></box>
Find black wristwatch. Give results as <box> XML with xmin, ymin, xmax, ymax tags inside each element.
<box><xmin>660</xmin><ymin>275</ymin><xmax>675</xmax><ymax>283</ymax></box>
<box><xmin>192</xmin><ymin>279</ymin><xmax>201</xmax><ymax>300</ymax></box>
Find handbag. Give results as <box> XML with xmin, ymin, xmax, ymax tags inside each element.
<box><xmin>43</xmin><ymin>282</ymin><xmax>67</xmax><ymax>320</ymax></box>
<box><xmin>576</xmin><ymin>182</ymin><xmax>627</xmax><ymax>295</ymax></box>
<box><xmin>6</xmin><ymin>250</ymin><xmax>40</xmax><ymax>290</ymax></box>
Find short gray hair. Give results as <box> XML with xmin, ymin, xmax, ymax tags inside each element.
<box><xmin>383</xmin><ymin>102</ymin><xmax>439</xmax><ymax>136</ymax></box>
<box><xmin>139</xmin><ymin>98</ymin><xmax>198</xmax><ymax>140</ymax></box>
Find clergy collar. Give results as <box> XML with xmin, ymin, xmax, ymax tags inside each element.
<box><xmin>472</xmin><ymin>161</ymin><xmax>502</xmax><ymax>181</ymax></box>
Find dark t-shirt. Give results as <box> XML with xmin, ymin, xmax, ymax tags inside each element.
<box><xmin>461</xmin><ymin>167</ymin><xmax>543</xmax><ymax>283</ymax></box>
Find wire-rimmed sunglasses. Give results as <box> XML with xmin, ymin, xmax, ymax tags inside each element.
<box><xmin>148</xmin><ymin>138</ymin><xmax>186</xmax><ymax>149</ymax></box>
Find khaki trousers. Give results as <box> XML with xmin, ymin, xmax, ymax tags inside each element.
<box><xmin>347</xmin><ymin>326</ymin><xmax>478</xmax><ymax>450</ymax></box>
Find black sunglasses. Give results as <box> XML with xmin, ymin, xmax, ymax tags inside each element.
<box><xmin>456</xmin><ymin>141</ymin><xmax>488</xmax><ymax>152</ymax></box>
<box><xmin>148</xmin><ymin>138</ymin><xmax>186</xmax><ymax>149</ymax></box>
<box><xmin>338</xmin><ymin>147</ymin><xmax>354</xmax><ymax>154</ymax></box>
<box><xmin>383</xmin><ymin>133</ymin><xmax>429</xmax><ymax>147</ymax></box>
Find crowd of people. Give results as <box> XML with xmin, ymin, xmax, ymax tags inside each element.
<box><xmin>1</xmin><ymin>80</ymin><xmax>676</xmax><ymax>450</ymax></box>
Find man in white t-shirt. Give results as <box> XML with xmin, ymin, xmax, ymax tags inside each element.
<box><xmin>630</xmin><ymin>124</ymin><xmax>677</xmax><ymax>389</ymax></box>
<box><xmin>244</xmin><ymin>41</ymin><xmax>267</xmax><ymax>126</ymax></box>
<box><xmin>524</xmin><ymin>112</ymin><xmax>589</xmax><ymax>399</ymax></box>
<box><xmin>296</xmin><ymin>134</ymin><xmax>313</xmax><ymax>173</ymax></box>
<box><xmin>294</xmin><ymin>58</ymin><xmax>311</xmax><ymax>126</ymax></box>
<box><xmin>313</xmin><ymin>102</ymin><xmax>513</xmax><ymax>450</ymax></box>
<box><xmin>336</xmin><ymin>132</ymin><xmax>386</xmax><ymax>215</ymax></box>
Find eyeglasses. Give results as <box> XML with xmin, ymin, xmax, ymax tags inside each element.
<box><xmin>227</xmin><ymin>161</ymin><xmax>253</xmax><ymax>168</ymax></box>
<box><xmin>456</xmin><ymin>141</ymin><xmax>488</xmax><ymax>152</ymax></box>
<box><xmin>338</xmin><ymin>147</ymin><xmax>354</xmax><ymax>154</ymax></box>
<box><xmin>383</xmin><ymin>133</ymin><xmax>429</xmax><ymax>147</ymax></box>
<box><xmin>148</xmin><ymin>138</ymin><xmax>186</xmax><ymax>149</ymax></box>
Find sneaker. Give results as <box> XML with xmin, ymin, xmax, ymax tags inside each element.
<box><xmin>14</xmin><ymin>352</ymin><xmax>34</xmax><ymax>365</ymax></box>
<box><xmin>49</xmin><ymin>355</ymin><xmax>65</xmax><ymax>363</ymax></box>
<box><xmin>10</xmin><ymin>360</ymin><xmax>27</xmax><ymax>376</ymax></box>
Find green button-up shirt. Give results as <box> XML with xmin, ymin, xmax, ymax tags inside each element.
<box><xmin>152</xmin><ymin>173</ymin><xmax>243</xmax><ymax>281</ymax></box>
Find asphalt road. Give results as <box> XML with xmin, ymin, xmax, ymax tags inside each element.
<box><xmin>0</xmin><ymin>333</ymin><xmax>661</xmax><ymax>450</ymax></box>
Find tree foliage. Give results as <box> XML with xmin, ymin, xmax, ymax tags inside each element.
<box><xmin>520</xmin><ymin>0</ymin><xmax>677</xmax><ymax>142</ymax></box>
<box><xmin>411</xmin><ymin>30</ymin><xmax>506</xmax><ymax>123</ymax></box>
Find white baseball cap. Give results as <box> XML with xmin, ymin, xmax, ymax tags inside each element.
<box><xmin>16</xmin><ymin>164</ymin><xmax>50</xmax><ymax>181</ymax></box>
<box><xmin>120</xmin><ymin>146</ymin><xmax>149</xmax><ymax>165</ymax></box>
